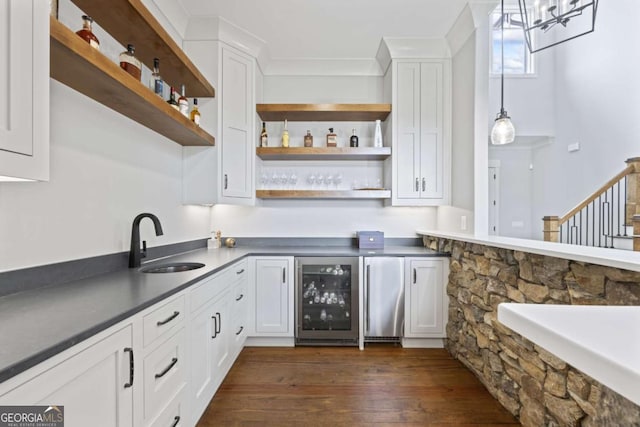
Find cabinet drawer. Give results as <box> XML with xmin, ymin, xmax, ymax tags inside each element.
<box><xmin>190</xmin><ymin>271</ymin><xmax>232</xmax><ymax>313</ymax></box>
<box><xmin>143</xmin><ymin>328</ymin><xmax>187</xmax><ymax>422</ymax></box>
<box><xmin>143</xmin><ymin>296</ymin><xmax>185</xmax><ymax>347</ymax></box>
<box><xmin>233</xmin><ymin>278</ymin><xmax>247</xmax><ymax>307</ymax></box>
<box><xmin>148</xmin><ymin>389</ymin><xmax>186</xmax><ymax>427</ymax></box>
<box><xmin>232</xmin><ymin>259</ymin><xmax>248</xmax><ymax>283</ymax></box>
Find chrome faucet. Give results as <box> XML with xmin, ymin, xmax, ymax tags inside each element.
<box><xmin>129</xmin><ymin>213</ymin><xmax>164</xmax><ymax>268</ymax></box>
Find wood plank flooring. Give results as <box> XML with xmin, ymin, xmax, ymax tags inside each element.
<box><xmin>197</xmin><ymin>345</ymin><xmax>519</xmax><ymax>426</ymax></box>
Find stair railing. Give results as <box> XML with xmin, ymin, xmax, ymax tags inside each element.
<box><xmin>543</xmin><ymin>157</ymin><xmax>640</xmax><ymax>250</ymax></box>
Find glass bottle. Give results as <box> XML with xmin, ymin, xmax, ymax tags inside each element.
<box><xmin>76</xmin><ymin>15</ymin><xmax>100</xmax><ymax>50</ymax></box>
<box><xmin>119</xmin><ymin>44</ymin><xmax>141</xmax><ymax>81</ymax></box>
<box><xmin>167</xmin><ymin>87</ymin><xmax>179</xmax><ymax>111</ymax></box>
<box><xmin>260</xmin><ymin>122</ymin><xmax>268</xmax><ymax>147</ymax></box>
<box><xmin>326</xmin><ymin>128</ymin><xmax>337</xmax><ymax>147</ymax></box>
<box><xmin>178</xmin><ymin>85</ymin><xmax>189</xmax><ymax>117</ymax></box>
<box><xmin>304</xmin><ymin>130</ymin><xmax>313</xmax><ymax>147</ymax></box>
<box><xmin>149</xmin><ymin>58</ymin><xmax>164</xmax><ymax>98</ymax></box>
<box><xmin>281</xmin><ymin>119</ymin><xmax>289</xmax><ymax>148</ymax></box>
<box><xmin>350</xmin><ymin>129</ymin><xmax>359</xmax><ymax>147</ymax></box>
<box><xmin>190</xmin><ymin>98</ymin><xmax>201</xmax><ymax>126</ymax></box>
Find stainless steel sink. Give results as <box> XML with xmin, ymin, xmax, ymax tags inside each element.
<box><xmin>140</xmin><ymin>262</ymin><xmax>205</xmax><ymax>274</ymax></box>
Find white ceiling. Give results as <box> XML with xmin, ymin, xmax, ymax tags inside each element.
<box><xmin>177</xmin><ymin>0</ymin><xmax>471</xmax><ymax>59</ymax></box>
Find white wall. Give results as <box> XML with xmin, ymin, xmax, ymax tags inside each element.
<box><xmin>528</xmin><ymin>1</ymin><xmax>640</xmax><ymax>235</ymax></box>
<box><xmin>0</xmin><ymin>82</ymin><xmax>211</xmax><ymax>272</ymax></box>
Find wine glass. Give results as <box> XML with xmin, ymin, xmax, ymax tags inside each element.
<box><xmin>334</xmin><ymin>173</ymin><xmax>343</xmax><ymax>189</ymax></box>
<box><xmin>260</xmin><ymin>172</ymin><xmax>269</xmax><ymax>189</ymax></box>
<box><xmin>280</xmin><ymin>172</ymin><xmax>288</xmax><ymax>189</ymax></box>
<box><xmin>325</xmin><ymin>174</ymin><xmax>333</xmax><ymax>189</ymax></box>
<box><xmin>271</xmin><ymin>171</ymin><xmax>280</xmax><ymax>188</ymax></box>
<box><xmin>307</xmin><ymin>173</ymin><xmax>316</xmax><ymax>189</ymax></box>
<box><xmin>316</xmin><ymin>174</ymin><xmax>324</xmax><ymax>188</ymax></box>
<box><xmin>289</xmin><ymin>172</ymin><xmax>298</xmax><ymax>188</ymax></box>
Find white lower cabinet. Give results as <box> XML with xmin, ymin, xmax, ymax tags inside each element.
<box><xmin>0</xmin><ymin>324</ymin><xmax>134</xmax><ymax>427</ymax></box>
<box><xmin>404</xmin><ymin>258</ymin><xmax>449</xmax><ymax>341</ymax></box>
<box><xmin>247</xmin><ymin>257</ymin><xmax>294</xmax><ymax>341</ymax></box>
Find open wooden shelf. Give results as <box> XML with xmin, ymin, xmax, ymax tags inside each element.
<box><xmin>256</xmin><ymin>104</ymin><xmax>391</xmax><ymax>122</ymax></box>
<box><xmin>50</xmin><ymin>17</ymin><xmax>215</xmax><ymax>147</ymax></box>
<box><xmin>256</xmin><ymin>147</ymin><xmax>391</xmax><ymax>161</ymax></box>
<box><xmin>256</xmin><ymin>190</ymin><xmax>391</xmax><ymax>199</ymax></box>
<box><xmin>70</xmin><ymin>0</ymin><xmax>214</xmax><ymax>98</ymax></box>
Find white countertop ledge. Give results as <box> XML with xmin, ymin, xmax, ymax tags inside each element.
<box><xmin>497</xmin><ymin>303</ymin><xmax>640</xmax><ymax>406</ymax></box>
<box><xmin>416</xmin><ymin>230</ymin><xmax>640</xmax><ymax>273</ymax></box>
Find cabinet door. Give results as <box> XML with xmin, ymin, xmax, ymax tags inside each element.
<box><xmin>220</xmin><ymin>47</ymin><xmax>254</xmax><ymax>200</ymax></box>
<box><xmin>0</xmin><ymin>0</ymin><xmax>49</xmax><ymax>181</ymax></box>
<box><xmin>419</xmin><ymin>63</ymin><xmax>444</xmax><ymax>199</ymax></box>
<box><xmin>211</xmin><ymin>290</ymin><xmax>232</xmax><ymax>376</ymax></box>
<box><xmin>0</xmin><ymin>325</ymin><xmax>134</xmax><ymax>427</ymax></box>
<box><xmin>189</xmin><ymin>300</ymin><xmax>216</xmax><ymax>416</ymax></box>
<box><xmin>395</xmin><ymin>62</ymin><xmax>421</xmax><ymax>199</ymax></box>
<box><xmin>254</xmin><ymin>258</ymin><xmax>291</xmax><ymax>335</ymax></box>
<box><xmin>405</xmin><ymin>259</ymin><xmax>445</xmax><ymax>337</ymax></box>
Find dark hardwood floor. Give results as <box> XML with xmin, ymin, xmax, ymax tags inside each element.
<box><xmin>197</xmin><ymin>345</ymin><xmax>519</xmax><ymax>426</ymax></box>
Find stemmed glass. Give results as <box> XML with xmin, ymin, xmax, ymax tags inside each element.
<box><xmin>289</xmin><ymin>172</ymin><xmax>298</xmax><ymax>189</ymax></box>
<box><xmin>307</xmin><ymin>172</ymin><xmax>316</xmax><ymax>190</ymax></box>
<box><xmin>334</xmin><ymin>173</ymin><xmax>343</xmax><ymax>190</ymax></box>
<box><xmin>325</xmin><ymin>174</ymin><xmax>333</xmax><ymax>189</ymax></box>
<box><xmin>260</xmin><ymin>172</ymin><xmax>269</xmax><ymax>189</ymax></box>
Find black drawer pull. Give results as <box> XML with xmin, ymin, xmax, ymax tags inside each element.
<box><xmin>156</xmin><ymin>311</ymin><xmax>180</xmax><ymax>326</ymax></box>
<box><xmin>235</xmin><ymin>294</ymin><xmax>244</xmax><ymax>301</ymax></box>
<box><xmin>212</xmin><ymin>316</ymin><xmax>218</xmax><ymax>339</ymax></box>
<box><xmin>124</xmin><ymin>347</ymin><xmax>134</xmax><ymax>388</ymax></box>
<box><xmin>171</xmin><ymin>416</ymin><xmax>180</xmax><ymax>427</ymax></box>
<box><xmin>236</xmin><ymin>326</ymin><xmax>244</xmax><ymax>335</ymax></box>
<box><xmin>236</xmin><ymin>269</ymin><xmax>245</xmax><ymax>275</ymax></box>
<box><xmin>155</xmin><ymin>357</ymin><xmax>178</xmax><ymax>379</ymax></box>
<box><xmin>215</xmin><ymin>312</ymin><xmax>221</xmax><ymax>334</ymax></box>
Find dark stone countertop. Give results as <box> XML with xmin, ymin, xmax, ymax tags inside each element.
<box><xmin>0</xmin><ymin>245</ymin><xmax>445</xmax><ymax>384</ymax></box>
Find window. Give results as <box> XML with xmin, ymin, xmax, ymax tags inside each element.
<box><xmin>490</xmin><ymin>7</ymin><xmax>534</xmax><ymax>75</ymax></box>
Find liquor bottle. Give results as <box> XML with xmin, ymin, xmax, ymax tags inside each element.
<box><xmin>149</xmin><ymin>58</ymin><xmax>164</xmax><ymax>98</ymax></box>
<box><xmin>326</xmin><ymin>128</ymin><xmax>337</xmax><ymax>147</ymax></box>
<box><xmin>350</xmin><ymin>129</ymin><xmax>359</xmax><ymax>147</ymax></box>
<box><xmin>260</xmin><ymin>122</ymin><xmax>268</xmax><ymax>147</ymax></box>
<box><xmin>178</xmin><ymin>85</ymin><xmax>189</xmax><ymax>117</ymax></box>
<box><xmin>281</xmin><ymin>119</ymin><xmax>289</xmax><ymax>148</ymax></box>
<box><xmin>304</xmin><ymin>130</ymin><xmax>313</xmax><ymax>147</ymax></box>
<box><xmin>76</xmin><ymin>15</ymin><xmax>100</xmax><ymax>50</ymax></box>
<box><xmin>167</xmin><ymin>87</ymin><xmax>179</xmax><ymax>111</ymax></box>
<box><xmin>119</xmin><ymin>44</ymin><xmax>141</xmax><ymax>81</ymax></box>
<box><xmin>190</xmin><ymin>98</ymin><xmax>201</xmax><ymax>126</ymax></box>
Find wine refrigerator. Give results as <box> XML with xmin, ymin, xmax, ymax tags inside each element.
<box><xmin>295</xmin><ymin>257</ymin><xmax>359</xmax><ymax>346</ymax></box>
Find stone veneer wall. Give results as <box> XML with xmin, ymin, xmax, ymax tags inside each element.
<box><xmin>423</xmin><ymin>236</ymin><xmax>640</xmax><ymax>427</ymax></box>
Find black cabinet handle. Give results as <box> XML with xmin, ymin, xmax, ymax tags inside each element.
<box><xmin>156</xmin><ymin>311</ymin><xmax>180</xmax><ymax>326</ymax></box>
<box><xmin>216</xmin><ymin>312</ymin><xmax>221</xmax><ymax>334</ymax></box>
<box><xmin>171</xmin><ymin>416</ymin><xmax>180</xmax><ymax>427</ymax></box>
<box><xmin>236</xmin><ymin>269</ymin><xmax>245</xmax><ymax>275</ymax></box>
<box><xmin>236</xmin><ymin>326</ymin><xmax>244</xmax><ymax>335</ymax></box>
<box><xmin>212</xmin><ymin>315</ymin><xmax>218</xmax><ymax>339</ymax></box>
<box><xmin>413</xmin><ymin>268</ymin><xmax>417</xmax><ymax>284</ymax></box>
<box><xmin>124</xmin><ymin>347</ymin><xmax>134</xmax><ymax>388</ymax></box>
<box><xmin>422</xmin><ymin>178</ymin><xmax>426</xmax><ymax>192</ymax></box>
<box><xmin>236</xmin><ymin>294</ymin><xmax>244</xmax><ymax>301</ymax></box>
<box><xmin>282</xmin><ymin>267</ymin><xmax>286</xmax><ymax>283</ymax></box>
<box><xmin>224</xmin><ymin>174</ymin><xmax>228</xmax><ymax>190</ymax></box>
<box><xmin>155</xmin><ymin>357</ymin><xmax>178</xmax><ymax>379</ymax></box>
<box><xmin>415</xmin><ymin>177</ymin><xmax>419</xmax><ymax>191</ymax></box>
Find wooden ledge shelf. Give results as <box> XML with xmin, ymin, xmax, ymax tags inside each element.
<box><xmin>50</xmin><ymin>18</ymin><xmax>215</xmax><ymax>147</ymax></box>
<box><xmin>256</xmin><ymin>147</ymin><xmax>391</xmax><ymax>161</ymax></box>
<box><xmin>256</xmin><ymin>104</ymin><xmax>391</xmax><ymax>122</ymax></box>
<box><xmin>70</xmin><ymin>0</ymin><xmax>214</xmax><ymax>97</ymax></box>
<box><xmin>256</xmin><ymin>190</ymin><xmax>391</xmax><ymax>199</ymax></box>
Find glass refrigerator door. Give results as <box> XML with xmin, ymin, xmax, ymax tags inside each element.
<box><xmin>298</xmin><ymin>260</ymin><xmax>357</xmax><ymax>339</ymax></box>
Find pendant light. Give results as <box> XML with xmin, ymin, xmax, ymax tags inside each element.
<box><xmin>491</xmin><ymin>0</ymin><xmax>515</xmax><ymax>145</ymax></box>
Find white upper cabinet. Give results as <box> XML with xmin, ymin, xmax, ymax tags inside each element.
<box><xmin>391</xmin><ymin>59</ymin><xmax>450</xmax><ymax>206</ymax></box>
<box><xmin>220</xmin><ymin>46</ymin><xmax>254</xmax><ymax>202</ymax></box>
<box><xmin>0</xmin><ymin>0</ymin><xmax>49</xmax><ymax>181</ymax></box>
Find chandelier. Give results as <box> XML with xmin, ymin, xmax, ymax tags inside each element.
<box><xmin>517</xmin><ymin>0</ymin><xmax>599</xmax><ymax>53</ymax></box>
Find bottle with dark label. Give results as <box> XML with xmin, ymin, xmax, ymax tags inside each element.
<box><xmin>304</xmin><ymin>130</ymin><xmax>313</xmax><ymax>147</ymax></box>
<box><xmin>190</xmin><ymin>98</ymin><xmax>201</xmax><ymax>126</ymax></box>
<box><xmin>350</xmin><ymin>129</ymin><xmax>359</xmax><ymax>147</ymax></box>
<box><xmin>76</xmin><ymin>15</ymin><xmax>100</xmax><ymax>50</ymax></box>
<box><xmin>167</xmin><ymin>87</ymin><xmax>179</xmax><ymax>111</ymax></box>
<box><xmin>119</xmin><ymin>44</ymin><xmax>141</xmax><ymax>81</ymax></box>
<box><xmin>149</xmin><ymin>58</ymin><xmax>164</xmax><ymax>98</ymax></box>
<box><xmin>178</xmin><ymin>85</ymin><xmax>189</xmax><ymax>117</ymax></box>
<box><xmin>260</xmin><ymin>122</ymin><xmax>268</xmax><ymax>147</ymax></box>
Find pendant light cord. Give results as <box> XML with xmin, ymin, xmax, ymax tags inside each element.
<box><xmin>500</xmin><ymin>0</ymin><xmax>505</xmax><ymax>115</ymax></box>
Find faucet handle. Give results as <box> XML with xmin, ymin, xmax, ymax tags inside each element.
<box><xmin>142</xmin><ymin>240</ymin><xmax>147</xmax><ymax>258</ymax></box>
